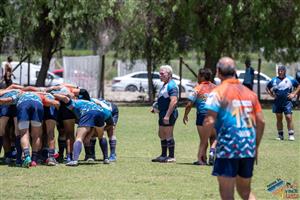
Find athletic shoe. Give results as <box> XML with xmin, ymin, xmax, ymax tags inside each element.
<box><xmin>4</xmin><ymin>157</ymin><xmax>13</xmax><ymax>165</ymax></box>
<box><xmin>276</xmin><ymin>135</ymin><xmax>284</xmax><ymax>141</ymax></box>
<box><xmin>66</xmin><ymin>156</ymin><xmax>72</xmax><ymax>163</ymax></box>
<box><xmin>31</xmin><ymin>161</ymin><xmax>37</xmax><ymax>167</ymax></box>
<box><xmin>22</xmin><ymin>156</ymin><xmax>31</xmax><ymax>168</ymax></box>
<box><xmin>193</xmin><ymin>160</ymin><xmax>207</xmax><ymax>165</ymax></box>
<box><xmin>46</xmin><ymin>157</ymin><xmax>58</xmax><ymax>166</ymax></box>
<box><xmin>86</xmin><ymin>158</ymin><xmax>95</xmax><ymax>163</ymax></box>
<box><xmin>53</xmin><ymin>152</ymin><xmax>59</xmax><ymax>159</ymax></box>
<box><xmin>109</xmin><ymin>154</ymin><xmax>117</xmax><ymax>162</ymax></box>
<box><xmin>15</xmin><ymin>159</ymin><xmax>22</xmax><ymax>167</ymax></box>
<box><xmin>164</xmin><ymin>157</ymin><xmax>176</xmax><ymax>163</ymax></box>
<box><xmin>103</xmin><ymin>159</ymin><xmax>110</xmax><ymax>164</ymax></box>
<box><xmin>288</xmin><ymin>135</ymin><xmax>295</xmax><ymax>141</ymax></box>
<box><xmin>66</xmin><ymin>160</ymin><xmax>78</xmax><ymax>166</ymax></box>
<box><xmin>151</xmin><ymin>156</ymin><xmax>167</xmax><ymax>162</ymax></box>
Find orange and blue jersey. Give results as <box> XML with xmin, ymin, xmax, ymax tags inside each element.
<box><xmin>157</xmin><ymin>79</ymin><xmax>179</xmax><ymax>112</ymax></box>
<box><xmin>205</xmin><ymin>79</ymin><xmax>262</xmax><ymax>159</ymax></box>
<box><xmin>188</xmin><ymin>81</ymin><xmax>216</xmax><ymax>114</ymax></box>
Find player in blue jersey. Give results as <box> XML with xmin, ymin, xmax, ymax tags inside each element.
<box><xmin>266</xmin><ymin>66</ymin><xmax>300</xmax><ymax>141</ymax></box>
<box><xmin>53</xmin><ymin>94</ymin><xmax>112</xmax><ymax>166</ymax></box>
<box><xmin>0</xmin><ymin>89</ymin><xmax>23</xmax><ymax>165</ymax></box>
<box><xmin>151</xmin><ymin>65</ymin><xmax>178</xmax><ymax>163</ymax></box>
<box><xmin>183</xmin><ymin>68</ymin><xmax>217</xmax><ymax>165</ymax></box>
<box><xmin>85</xmin><ymin>98</ymin><xmax>119</xmax><ymax>162</ymax></box>
<box><xmin>200</xmin><ymin>57</ymin><xmax>265</xmax><ymax>200</ymax></box>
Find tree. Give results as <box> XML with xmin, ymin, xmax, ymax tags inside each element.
<box><xmin>115</xmin><ymin>0</ymin><xmax>178</xmax><ymax>102</ymax></box>
<box><xmin>175</xmin><ymin>0</ymin><xmax>300</xmax><ymax>76</ymax></box>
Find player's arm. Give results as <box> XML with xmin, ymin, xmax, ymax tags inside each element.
<box><xmin>53</xmin><ymin>93</ymin><xmax>70</xmax><ymax>104</ymax></box>
<box><xmin>0</xmin><ymin>97</ymin><xmax>14</xmax><ymax>104</ymax></box>
<box><xmin>287</xmin><ymin>85</ymin><xmax>300</xmax><ymax>99</ymax></box>
<box><xmin>183</xmin><ymin>101</ymin><xmax>193</xmax><ymax>125</ymax></box>
<box><xmin>7</xmin><ymin>84</ymin><xmax>24</xmax><ymax>90</ymax></box>
<box><xmin>164</xmin><ymin>96</ymin><xmax>178</xmax><ymax>120</ymax></box>
<box><xmin>45</xmin><ymin>85</ymin><xmax>62</xmax><ymax>92</ymax></box>
<box><xmin>41</xmin><ymin>94</ymin><xmax>60</xmax><ymax>109</ymax></box>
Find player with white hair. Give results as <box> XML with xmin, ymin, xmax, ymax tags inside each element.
<box><xmin>151</xmin><ymin>65</ymin><xmax>178</xmax><ymax>163</ymax></box>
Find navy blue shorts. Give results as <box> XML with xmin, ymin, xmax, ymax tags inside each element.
<box><xmin>58</xmin><ymin>102</ymin><xmax>76</xmax><ymax>120</ymax></box>
<box><xmin>17</xmin><ymin>101</ymin><xmax>44</xmax><ymax>123</ymax></box>
<box><xmin>44</xmin><ymin>106</ymin><xmax>58</xmax><ymax>121</ymax></box>
<box><xmin>0</xmin><ymin>105</ymin><xmax>17</xmax><ymax>118</ymax></box>
<box><xmin>78</xmin><ymin>110</ymin><xmax>105</xmax><ymax>128</ymax></box>
<box><xmin>272</xmin><ymin>101</ymin><xmax>293</xmax><ymax>114</ymax></box>
<box><xmin>159</xmin><ymin>110</ymin><xmax>178</xmax><ymax>126</ymax></box>
<box><xmin>212</xmin><ymin>158</ymin><xmax>255</xmax><ymax>178</ymax></box>
<box><xmin>196</xmin><ymin>113</ymin><xmax>206</xmax><ymax>126</ymax></box>
<box><xmin>105</xmin><ymin>116</ymin><xmax>114</xmax><ymax>126</ymax></box>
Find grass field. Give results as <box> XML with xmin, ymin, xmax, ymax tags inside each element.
<box><xmin>0</xmin><ymin>107</ymin><xmax>299</xmax><ymax>199</ymax></box>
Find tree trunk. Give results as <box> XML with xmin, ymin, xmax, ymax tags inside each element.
<box><xmin>36</xmin><ymin>48</ymin><xmax>52</xmax><ymax>86</ymax></box>
<box><xmin>204</xmin><ymin>50</ymin><xmax>221</xmax><ymax>81</ymax></box>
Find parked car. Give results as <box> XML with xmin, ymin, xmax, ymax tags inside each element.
<box><xmin>1</xmin><ymin>61</ymin><xmax>64</xmax><ymax>86</ymax></box>
<box><xmin>214</xmin><ymin>70</ymin><xmax>271</xmax><ymax>94</ymax></box>
<box><xmin>52</xmin><ymin>69</ymin><xmax>64</xmax><ymax>78</ymax></box>
<box><xmin>112</xmin><ymin>71</ymin><xmax>195</xmax><ymax>93</ymax></box>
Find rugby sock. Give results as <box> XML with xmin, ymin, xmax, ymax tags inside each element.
<box><xmin>48</xmin><ymin>148</ymin><xmax>55</xmax><ymax>158</ymax></box>
<box><xmin>73</xmin><ymin>140</ymin><xmax>82</xmax><ymax>161</ymax></box>
<box><xmin>109</xmin><ymin>139</ymin><xmax>117</xmax><ymax>155</ymax></box>
<box><xmin>0</xmin><ymin>136</ymin><xmax>3</xmax><ymax>153</ymax></box>
<box><xmin>99</xmin><ymin>137</ymin><xmax>108</xmax><ymax>160</ymax></box>
<box><xmin>161</xmin><ymin>140</ymin><xmax>167</xmax><ymax>157</ymax></box>
<box><xmin>32</xmin><ymin>151</ymin><xmax>38</xmax><ymax>162</ymax></box>
<box><xmin>90</xmin><ymin>138</ymin><xmax>96</xmax><ymax>159</ymax></box>
<box><xmin>288</xmin><ymin>130</ymin><xmax>294</xmax><ymax>136</ymax></box>
<box><xmin>209</xmin><ymin>148</ymin><xmax>215</xmax><ymax>155</ymax></box>
<box><xmin>58</xmin><ymin>139</ymin><xmax>66</xmax><ymax>158</ymax></box>
<box><xmin>4</xmin><ymin>151</ymin><xmax>12</xmax><ymax>158</ymax></box>
<box><xmin>167</xmin><ymin>138</ymin><xmax>175</xmax><ymax>158</ymax></box>
<box><xmin>23</xmin><ymin>148</ymin><xmax>30</xmax><ymax>158</ymax></box>
<box><xmin>41</xmin><ymin>148</ymin><xmax>49</xmax><ymax>160</ymax></box>
<box><xmin>278</xmin><ymin>130</ymin><xmax>284</xmax><ymax>137</ymax></box>
<box><xmin>15</xmin><ymin>136</ymin><xmax>22</xmax><ymax>162</ymax></box>
<box><xmin>84</xmin><ymin>144</ymin><xmax>92</xmax><ymax>159</ymax></box>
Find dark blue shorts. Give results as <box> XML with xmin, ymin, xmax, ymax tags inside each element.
<box><xmin>272</xmin><ymin>101</ymin><xmax>293</xmax><ymax>114</ymax></box>
<box><xmin>44</xmin><ymin>106</ymin><xmax>58</xmax><ymax>121</ymax></box>
<box><xmin>212</xmin><ymin>158</ymin><xmax>255</xmax><ymax>178</ymax></box>
<box><xmin>0</xmin><ymin>105</ymin><xmax>17</xmax><ymax>118</ymax></box>
<box><xmin>17</xmin><ymin>101</ymin><xmax>44</xmax><ymax>123</ymax></box>
<box><xmin>78</xmin><ymin>110</ymin><xmax>105</xmax><ymax>128</ymax></box>
<box><xmin>196</xmin><ymin>113</ymin><xmax>206</xmax><ymax>126</ymax></box>
<box><xmin>58</xmin><ymin>102</ymin><xmax>76</xmax><ymax>120</ymax></box>
<box><xmin>159</xmin><ymin>109</ymin><xmax>178</xmax><ymax>126</ymax></box>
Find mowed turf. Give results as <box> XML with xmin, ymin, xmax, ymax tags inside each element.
<box><xmin>0</xmin><ymin>107</ymin><xmax>299</xmax><ymax>199</ymax></box>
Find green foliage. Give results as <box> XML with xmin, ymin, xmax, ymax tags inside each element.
<box><xmin>0</xmin><ymin>108</ymin><xmax>299</xmax><ymax>199</ymax></box>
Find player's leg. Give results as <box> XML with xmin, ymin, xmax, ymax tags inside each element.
<box><xmin>45</xmin><ymin>119</ymin><xmax>58</xmax><ymax>165</ymax></box>
<box><xmin>0</xmin><ymin>116</ymin><xmax>10</xmax><ymax>154</ymax></box>
<box><xmin>164</xmin><ymin>110</ymin><xmax>178</xmax><ymax>163</ymax></box>
<box><xmin>196</xmin><ymin>125</ymin><xmax>208</xmax><ymax>165</ymax></box>
<box><xmin>66</xmin><ymin>126</ymin><xmax>90</xmax><ymax>166</ymax></box>
<box><xmin>30</xmin><ymin>121</ymin><xmax>43</xmax><ymax>167</ymax></box>
<box><xmin>95</xmin><ymin>126</ymin><xmax>109</xmax><ymax>164</ymax></box>
<box><xmin>275</xmin><ymin>113</ymin><xmax>284</xmax><ymax>140</ymax></box>
<box><xmin>107</xmin><ymin>125</ymin><xmax>117</xmax><ymax>162</ymax></box>
<box><xmin>284</xmin><ymin>102</ymin><xmax>295</xmax><ymax>141</ymax></box>
<box><xmin>151</xmin><ymin>126</ymin><xmax>168</xmax><ymax>162</ymax></box>
<box><xmin>63</xmin><ymin>119</ymin><xmax>75</xmax><ymax>162</ymax></box>
<box><xmin>217</xmin><ymin>176</ymin><xmax>236</xmax><ymax>200</ymax></box>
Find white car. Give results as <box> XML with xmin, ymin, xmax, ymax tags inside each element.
<box><xmin>214</xmin><ymin>70</ymin><xmax>271</xmax><ymax>94</ymax></box>
<box><xmin>112</xmin><ymin>71</ymin><xmax>195</xmax><ymax>93</ymax></box>
<box><xmin>1</xmin><ymin>61</ymin><xmax>64</xmax><ymax>86</ymax></box>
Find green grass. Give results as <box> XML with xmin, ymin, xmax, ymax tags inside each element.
<box><xmin>0</xmin><ymin>107</ymin><xmax>299</xmax><ymax>199</ymax></box>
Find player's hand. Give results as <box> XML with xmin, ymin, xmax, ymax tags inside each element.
<box><xmin>287</xmin><ymin>93</ymin><xmax>296</xmax><ymax>99</ymax></box>
<box><xmin>183</xmin><ymin>116</ymin><xmax>188</xmax><ymax>125</ymax></box>
<box><xmin>163</xmin><ymin>116</ymin><xmax>170</xmax><ymax>125</ymax></box>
